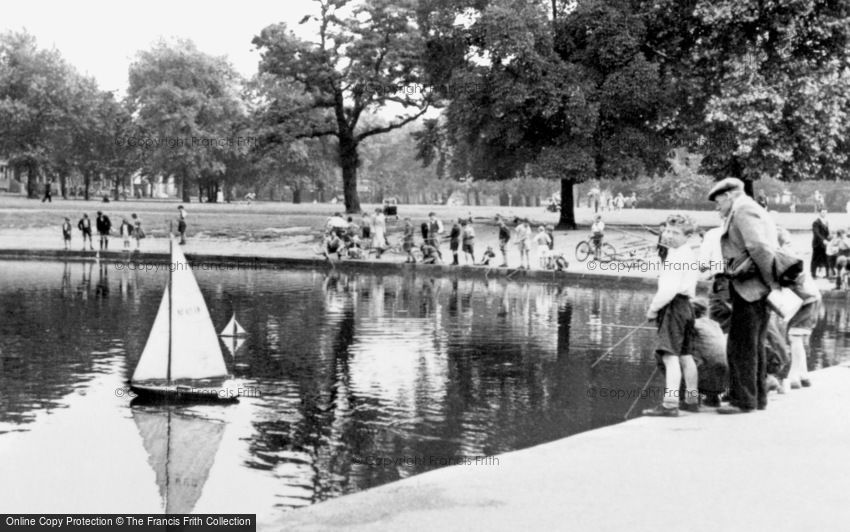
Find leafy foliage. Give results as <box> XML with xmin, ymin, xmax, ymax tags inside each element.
<box><xmin>253</xmin><ymin>0</ymin><xmax>432</xmax><ymax>212</ymax></box>
<box><xmin>126</xmin><ymin>39</ymin><xmax>245</xmax><ymax>201</ymax></box>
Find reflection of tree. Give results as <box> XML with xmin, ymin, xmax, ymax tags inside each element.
<box><xmin>0</xmin><ymin>262</ymin><xmax>130</xmax><ymax>427</ymax></box>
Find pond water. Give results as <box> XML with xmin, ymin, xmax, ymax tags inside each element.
<box><xmin>0</xmin><ymin>260</ymin><xmax>848</xmax><ymax>524</ymax></box>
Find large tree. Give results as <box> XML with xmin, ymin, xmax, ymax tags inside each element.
<box><xmin>126</xmin><ymin>39</ymin><xmax>245</xmax><ymax>202</ymax></box>
<box><xmin>415</xmin><ymin>0</ymin><xmax>672</xmax><ymax>228</ymax></box>
<box><xmin>641</xmin><ymin>0</ymin><xmax>850</xmax><ymax>191</ymax></box>
<box><xmin>0</xmin><ymin>31</ymin><xmax>79</xmax><ymax>198</ymax></box>
<box><xmin>252</xmin><ymin>0</ymin><xmax>432</xmax><ymax>213</ymax></box>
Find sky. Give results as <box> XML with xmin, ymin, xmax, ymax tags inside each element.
<box><xmin>2</xmin><ymin>0</ymin><xmax>321</xmax><ymax>95</ymax></box>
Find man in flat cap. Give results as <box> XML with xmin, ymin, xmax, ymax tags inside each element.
<box><xmin>709</xmin><ymin>177</ymin><xmax>778</xmax><ymax>414</ymax></box>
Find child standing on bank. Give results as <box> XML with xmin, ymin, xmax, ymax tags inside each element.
<box><xmin>62</xmin><ymin>217</ymin><xmax>72</xmax><ymax>250</ymax></box>
<box><xmin>642</xmin><ymin>213</ymin><xmax>701</xmax><ymax>417</ymax></box>
<box><xmin>120</xmin><ymin>218</ymin><xmax>132</xmax><ymax>250</ymax></box>
<box><xmin>402</xmin><ymin>218</ymin><xmax>417</xmax><ymax>263</ymax></box>
<box><xmin>461</xmin><ymin>220</ymin><xmax>475</xmax><ymax>265</ymax></box>
<box><xmin>496</xmin><ymin>215</ymin><xmax>511</xmax><ymax>267</ymax></box>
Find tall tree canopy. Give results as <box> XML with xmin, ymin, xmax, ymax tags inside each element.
<box><xmin>0</xmin><ymin>32</ymin><xmax>77</xmax><ymax>197</ymax></box>
<box><xmin>253</xmin><ymin>0</ymin><xmax>432</xmax><ymax>213</ymax></box>
<box><xmin>416</xmin><ymin>0</ymin><xmax>673</xmax><ymax>227</ymax></box>
<box><xmin>653</xmin><ymin>0</ymin><xmax>850</xmax><ymax>187</ymax></box>
<box><xmin>126</xmin><ymin>39</ymin><xmax>245</xmax><ymax>202</ymax></box>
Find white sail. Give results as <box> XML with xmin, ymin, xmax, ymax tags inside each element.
<box><xmin>219</xmin><ymin>314</ymin><xmax>247</xmax><ymax>337</ymax></box>
<box><xmin>132</xmin><ymin>288</ymin><xmax>171</xmax><ymax>381</ymax></box>
<box><xmin>133</xmin><ymin>410</ymin><xmax>225</xmax><ymax>514</ymax></box>
<box><xmin>222</xmin><ymin>336</ymin><xmax>246</xmax><ymax>357</ymax></box>
<box><xmin>132</xmin><ymin>240</ymin><xmax>228</xmax><ymax>382</ymax></box>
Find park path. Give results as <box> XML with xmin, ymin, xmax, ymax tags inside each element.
<box><xmin>272</xmin><ymin>364</ymin><xmax>850</xmax><ymax>532</ymax></box>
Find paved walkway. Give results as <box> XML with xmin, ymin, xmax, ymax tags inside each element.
<box><xmin>274</xmin><ymin>364</ymin><xmax>850</xmax><ymax>532</ymax></box>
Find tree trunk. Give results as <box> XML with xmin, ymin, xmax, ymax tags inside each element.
<box><xmin>84</xmin><ymin>170</ymin><xmax>91</xmax><ymax>201</ymax></box>
<box><xmin>293</xmin><ymin>186</ymin><xmax>301</xmax><ymax>204</ymax></box>
<box><xmin>113</xmin><ymin>175</ymin><xmax>120</xmax><ymax>201</ymax></box>
<box><xmin>60</xmin><ymin>171</ymin><xmax>68</xmax><ymax>199</ymax></box>
<box><xmin>339</xmin><ymin>136</ymin><xmax>361</xmax><ymax>213</ymax></box>
<box><xmin>27</xmin><ymin>163</ymin><xmax>38</xmax><ymax>199</ymax></box>
<box><xmin>557</xmin><ymin>178</ymin><xmax>577</xmax><ymax>230</ymax></box>
<box><xmin>181</xmin><ymin>175</ymin><xmax>191</xmax><ymax>203</ymax></box>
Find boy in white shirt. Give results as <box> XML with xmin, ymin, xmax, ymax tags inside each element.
<box><xmin>643</xmin><ymin>214</ymin><xmax>701</xmax><ymax>417</ymax></box>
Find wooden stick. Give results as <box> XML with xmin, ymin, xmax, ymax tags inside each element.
<box><xmin>589</xmin><ymin>320</ymin><xmax>649</xmax><ymax>368</ymax></box>
<box><xmin>624</xmin><ymin>367</ymin><xmax>660</xmax><ymax>420</ymax></box>
<box><xmin>592</xmin><ymin>323</ymin><xmax>655</xmax><ymax>330</ymax></box>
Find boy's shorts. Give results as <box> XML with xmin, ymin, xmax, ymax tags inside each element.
<box><xmin>654</xmin><ymin>294</ymin><xmax>695</xmax><ymax>360</ymax></box>
<box><xmin>787</xmin><ymin>300</ymin><xmax>819</xmax><ymax>335</ymax></box>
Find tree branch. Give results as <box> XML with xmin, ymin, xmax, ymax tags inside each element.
<box><xmin>356</xmin><ymin>105</ymin><xmax>430</xmax><ymax>142</ymax></box>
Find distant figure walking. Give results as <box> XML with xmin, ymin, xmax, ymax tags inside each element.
<box><xmin>813</xmin><ymin>190</ymin><xmax>824</xmax><ymax>212</ymax></box>
<box><xmin>78</xmin><ymin>214</ymin><xmax>94</xmax><ymax>250</ymax></box>
<box><xmin>95</xmin><ymin>211</ymin><xmax>112</xmax><ymax>250</ymax></box>
<box><xmin>42</xmin><ymin>181</ymin><xmax>53</xmax><ymax>203</ymax></box>
<box><xmin>62</xmin><ymin>217</ymin><xmax>72</xmax><ymax>250</ymax></box>
<box><xmin>177</xmin><ymin>205</ymin><xmax>188</xmax><ymax>245</ymax></box>
<box><xmin>811</xmin><ymin>209</ymin><xmax>829</xmax><ymax>278</ymax></box>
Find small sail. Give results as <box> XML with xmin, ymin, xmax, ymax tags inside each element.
<box><xmin>219</xmin><ymin>314</ymin><xmax>247</xmax><ymax>337</ymax></box>
<box><xmin>222</xmin><ymin>336</ymin><xmax>246</xmax><ymax>357</ymax></box>
<box><xmin>132</xmin><ymin>240</ymin><xmax>228</xmax><ymax>382</ymax></box>
<box><xmin>133</xmin><ymin>409</ymin><xmax>226</xmax><ymax>514</ymax></box>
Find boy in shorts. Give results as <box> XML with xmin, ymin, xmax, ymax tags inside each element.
<box><xmin>62</xmin><ymin>217</ymin><xmax>72</xmax><ymax>250</ymax></box>
<box><xmin>642</xmin><ymin>214</ymin><xmax>701</xmax><ymax>416</ymax></box>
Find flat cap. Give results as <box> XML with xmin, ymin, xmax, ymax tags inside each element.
<box><xmin>708</xmin><ymin>177</ymin><xmax>745</xmax><ymax>201</ymax></box>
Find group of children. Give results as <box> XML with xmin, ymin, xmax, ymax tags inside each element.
<box><xmin>63</xmin><ymin>211</ymin><xmax>144</xmax><ymax>251</ymax></box>
<box><xmin>641</xmin><ymin>213</ymin><xmax>820</xmax><ymax>416</ymax></box>
<box><xmin>60</xmin><ymin>205</ymin><xmax>190</xmax><ymax>251</ymax></box>
<box><xmin>320</xmin><ymin>212</ymin><xmax>568</xmax><ymax>270</ymax></box>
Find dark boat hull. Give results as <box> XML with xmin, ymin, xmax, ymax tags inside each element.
<box><xmin>129</xmin><ymin>381</ymin><xmax>240</xmax><ymax>404</ymax></box>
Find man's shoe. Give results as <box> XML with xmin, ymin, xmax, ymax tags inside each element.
<box><xmin>702</xmin><ymin>394</ymin><xmax>721</xmax><ymax>407</ymax></box>
<box><xmin>801</xmin><ymin>378</ymin><xmax>812</xmax><ymax>387</ymax></box>
<box><xmin>717</xmin><ymin>405</ymin><xmax>753</xmax><ymax>415</ymax></box>
<box><xmin>641</xmin><ymin>404</ymin><xmax>679</xmax><ymax>417</ymax></box>
<box><xmin>681</xmin><ymin>402</ymin><xmax>702</xmax><ymax>413</ymax></box>
<box><xmin>790</xmin><ymin>380</ymin><xmax>802</xmax><ymax>390</ymax></box>
<box><xmin>766</xmin><ymin>375</ymin><xmax>780</xmax><ymax>392</ymax></box>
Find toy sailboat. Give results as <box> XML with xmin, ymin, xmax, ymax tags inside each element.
<box><xmin>221</xmin><ymin>336</ymin><xmax>246</xmax><ymax>358</ymax></box>
<box><xmin>130</xmin><ymin>236</ymin><xmax>239</xmax><ymax>402</ymax></box>
<box><xmin>219</xmin><ymin>313</ymin><xmax>247</xmax><ymax>337</ymax></box>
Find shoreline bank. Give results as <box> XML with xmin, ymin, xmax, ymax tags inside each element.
<box><xmin>3</xmin><ymin>248</ymin><xmax>849</xmax><ymax>300</ymax></box>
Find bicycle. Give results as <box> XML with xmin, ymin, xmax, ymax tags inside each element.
<box><xmin>575</xmin><ymin>235</ymin><xmax>616</xmax><ymax>262</ymax></box>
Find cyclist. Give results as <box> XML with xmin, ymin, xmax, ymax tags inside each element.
<box><xmin>590</xmin><ymin>215</ymin><xmax>605</xmax><ymax>258</ymax></box>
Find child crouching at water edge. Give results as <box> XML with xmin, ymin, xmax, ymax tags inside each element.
<box><xmin>643</xmin><ymin>214</ymin><xmax>701</xmax><ymax>417</ymax></box>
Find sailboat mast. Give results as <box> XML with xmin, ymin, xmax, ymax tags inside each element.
<box><xmin>167</xmin><ymin>231</ymin><xmax>173</xmax><ymax>383</ymax></box>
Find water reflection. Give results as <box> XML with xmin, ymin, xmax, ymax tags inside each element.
<box><xmin>1</xmin><ymin>260</ymin><xmax>849</xmax><ymax>516</ymax></box>
<box><xmin>132</xmin><ymin>406</ymin><xmax>225</xmax><ymax>514</ymax></box>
